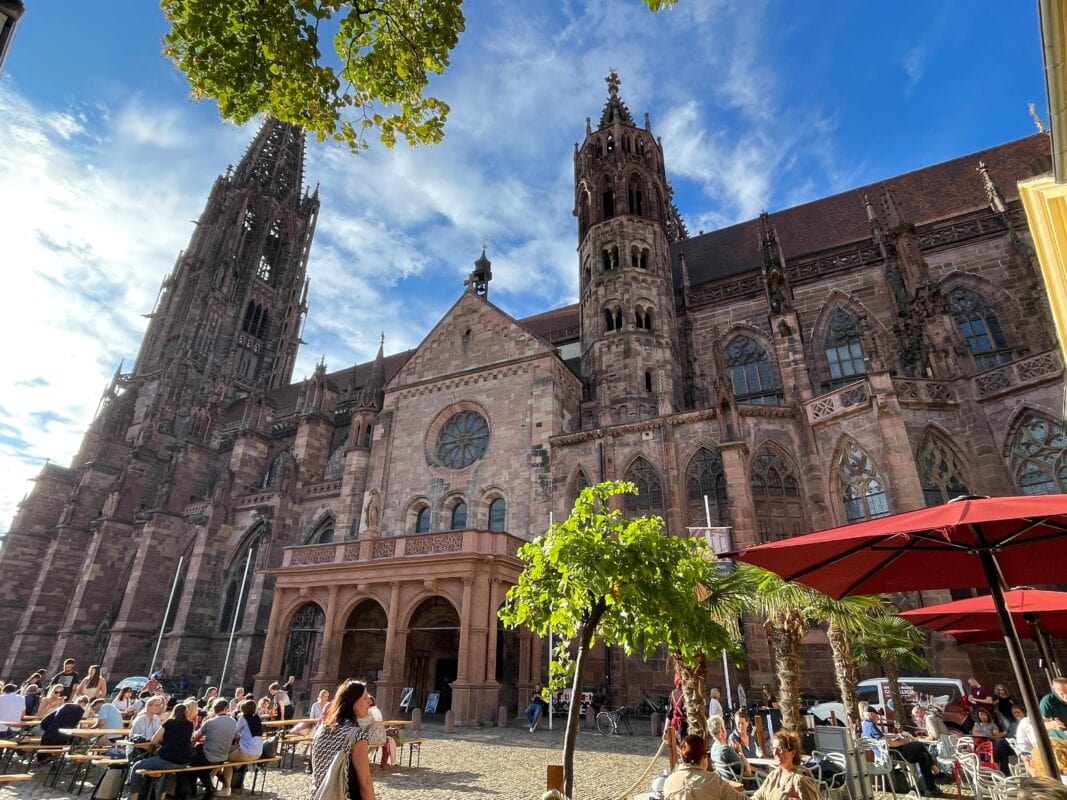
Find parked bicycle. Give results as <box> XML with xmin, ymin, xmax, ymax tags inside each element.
<box><xmin>596</xmin><ymin>705</ymin><xmax>634</xmax><ymax>736</ymax></box>
<box><xmin>634</xmin><ymin>694</ymin><xmax>670</xmax><ymax>719</ymax></box>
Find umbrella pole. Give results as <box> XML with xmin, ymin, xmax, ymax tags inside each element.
<box><xmin>976</xmin><ymin>546</ymin><xmax>1060</xmax><ymax>780</ymax></box>
<box><xmin>1026</xmin><ymin>615</ymin><xmax>1061</xmax><ymax>689</ymax></box>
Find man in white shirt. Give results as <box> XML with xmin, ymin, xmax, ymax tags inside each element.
<box><xmin>707</xmin><ymin>687</ymin><xmax>724</xmax><ymax>721</ymax></box>
<box><xmin>0</xmin><ymin>684</ymin><xmax>25</xmax><ymax>731</ymax></box>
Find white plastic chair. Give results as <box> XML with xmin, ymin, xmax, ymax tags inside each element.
<box><xmin>856</xmin><ymin>737</ymin><xmax>900</xmax><ymax>799</ymax></box>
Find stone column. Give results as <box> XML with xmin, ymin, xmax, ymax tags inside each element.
<box><xmin>485</xmin><ymin>578</ymin><xmax>501</xmax><ymax>682</ymax></box>
<box><xmin>452</xmin><ymin>577</ymin><xmax>475</xmax><ymax>723</ymax></box>
<box><xmin>314</xmin><ymin>585</ymin><xmax>342</xmax><ymax>687</ymax></box>
<box><xmin>376</xmin><ymin>581</ymin><xmax>404</xmax><ymax>716</ymax></box>
<box><xmin>253</xmin><ymin>587</ymin><xmax>289</xmax><ymax>697</ymax></box>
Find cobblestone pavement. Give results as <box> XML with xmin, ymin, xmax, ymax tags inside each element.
<box><xmin>0</xmin><ymin>720</ymin><xmax>670</xmax><ymax>800</ymax></box>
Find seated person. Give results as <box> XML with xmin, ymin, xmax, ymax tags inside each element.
<box><xmin>190</xmin><ymin>698</ymin><xmax>237</xmax><ymax>799</ymax></box>
<box><xmin>972</xmin><ymin>707</ymin><xmax>1012</xmax><ymax>774</ymax></box>
<box><xmin>40</xmin><ymin>694</ymin><xmax>89</xmax><ymax>746</ymax></box>
<box><xmin>222</xmin><ymin>699</ymin><xmax>264</xmax><ymax>796</ymax></box>
<box><xmin>0</xmin><ymin>683</ymin><xmax>26</xmax><ymax>732</ymax></box>
<box><xmin>90</xmin><ymin>697</ymin><xmax>125</xmax><ymax>741</ymax></box>
<box><xmin>912</xmin><ymin>704</ymin><xmax>949</xmax><ymax>742</ymax></box>
<box><xmin>862</xmin><ymin>707</ymin><xmax>945</xmax><ymax>797</ymax></box>
<box><xmin>126</xmin><ymin>696</ymin><xmax>165</xmax><ymax>761</ymax></box>
<box><xmin>663</xmin><ymin>733</ymin><xmax>745</xmax><ymax>800</ymax></box>
<box><xmin>126</xmin><ymin>703</ymin><xmax>194</xmax><ymax>800</ymax></box>
<box><xmin>1040</xmin><ymin>678</ymin><xmax>1067</xmax><ymax>729</ymax></box>
<box><xmin>709</xmin><ymin>714</ymin><xmax>753</xmax><ymax>779</ymax></box>
<box><xmin>751</xmin><ymin>730</ymin><xmax>818</xmax><ymax>800</ymax></box>
<box><xmin>228</xmin><ymin>687</ymin><xmax>247</xmax><ymax>715</ymax></box>
<box><xmin>36</xmin><ymin>685</ymin><xmax>68</xmax><ymax>720</ymax></box>
<box><xmin>728</xmin><ymin>709</ymin><xmax>763</xmax><ymax>759</ymax></box>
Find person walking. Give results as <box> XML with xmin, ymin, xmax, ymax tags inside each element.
<box><xmin>310</xmin><ymin>680</ymin><xmax>376</xmax><ymax>800</ymax></box>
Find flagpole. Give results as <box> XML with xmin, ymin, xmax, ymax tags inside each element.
<box><xmin>702</xmin><ymin>495</ymin><xmax>734</xmax><ymax>716</ymax></box>
<box><xmin>149</xmin><ymin>556</ymin><xmax>184</xmax><ymax>677</ymax></box>
<box><xmin>548</xmin><ymin>511</ymin><xmax>554</xmax><ymax>731</ymax></box>
<box><xmin>220</xmin><ymin>549</ymin><xmax>254</xmax><ymax>689</ymax></box>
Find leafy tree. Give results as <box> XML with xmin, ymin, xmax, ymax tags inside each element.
<box><xmin>162</xmin><ymin>0</ymin><xmax>677</xmax><ymax>154</ymax></box>
<box><xmin>499</xmin><ymin>480</ymin><xmax>733</xmax><ymax>799</ymax></box>
<box><xmin>855</xmin><ymin>614</ymin><xmax>929</xmax><ymax>724</ymax></box>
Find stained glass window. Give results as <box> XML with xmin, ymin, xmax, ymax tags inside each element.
<box><xmin>686</xmin><ymin>448</ymin><xmax>729</xmax><ymax>526</ymax></box>
<box><xmin>838</xmin><ymin>441</ymin><xmax>890</xmax><ymax>522</ymax></box>
<box><xmin>435</xmin><ymin>411</ymin><xmax>489</xmax><ymax>469</ymax></box>
<box><xmin>624</xmin><ymin>458</ymin><xmax>664</xmax><ymax>517</ymax></box>
<box><xmin>725</xmin><ymin>335</ymin><xmax>779</xmax><ymax>404</ymax></box>
<box><xmin>751</xmin><ymin>448</ymin><xmax>806</xmax><ymax>542</ymax></box>
<box><xmin>414</xmin><ymin>506</ymin><xmax>431</xmax><ymax>533</ymax></box>
<box><xmin>917</xmin><ymin>433</ymin><xmax>972</xmax><ymax>506</ymax></box>
<box><xmin>948</xmin><ymin>287</ymin><xmax>1013</xmax><ymax>372</ymax></box>
<box><xmin>450</xmin><ymin>501</ymin><xmax>468</xmax><ymax>530</ymax></box>
<box><xmin>1011</xmin><ymin>416</ymin><xmax>1067</xmax><ymax>495</ymax></box>
<box><xmin>488</xmin><ymin>498</ymin><xmax>506</xmax><ymax>532</ymax></box>
<box><xmin>825</xmin><ymin>310</ymin><xmax>867</xmax><ymax>389</ymax></box>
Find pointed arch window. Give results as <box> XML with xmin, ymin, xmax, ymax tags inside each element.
<box><xmin>838</xmin><ymin>441</ymin><xmax>890</xmax><ymax>522</ymax></box>
<box><xmin>450</xmin><ymin>501</ymin><xmax>468</xmax><ymax>530</ymax></box>
<box><xmin>686</xmin><ymin>448</ymin><xmax>729</xmax><ymax>526</ymax></box>
<box><xmin>751</xmin><ymin>448</ymin><xmax>806</xmax><ymax>543</ymax></box>
<box><xmin>825</xmin><ymin>310</ymin><xmax>867</xmax><ymax>389</ymax></box>
<box><xmin>488</xmin><ymin>498</ymin><xmax>506</xmax><ymax>532</ymax></box>
<box><xmin>947</xmin><ymin>287</ymin><xmax>1013</xmax><ymax>372</ymax></box>
<box><xmin>306</xmin><ymin>517</ymin><xmax>335</xmax><ymax>545</ymax></box>
<box><xmin>323</xmin><ymin>444</ymin><xmax>346</xmax><ymax>481</ymax></box>
<box><xmin>917</xmin><ymin>432</ymin><xmax>972</xmax><ymax>506</ymax></box>
<box><xmin>624</xmin><ymin>458</ymin><xmax>664</xmax><ymax>518</ymax></box>
<box><xmin>725</xmin><ymin>335</ymin><xmax>780</xmax><ymax>405</ymax></box>
<box><xmin>261</xmin><ymin>448</ymin><xmax>292</xmax><ymax>489</ymax></box>
<box><xmin>572</xmin><ymin>469</ymin><xmax>590</xmax><ymax>508</ymax></box>
<box><xmin>628</xmin><ymin>177</ymin><xmax>644</xmax><ymax>216</ymax></box>
<box><xmin>218</xmin><ymin>529</ymin><xmax>261</xmax><ymax>632</ymax></box>
<box><xmin>1011</xmin><ymin>415</ymin><xmax>1067</xmax><ymax>495</ymax></box>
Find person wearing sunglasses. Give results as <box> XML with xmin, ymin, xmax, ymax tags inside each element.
<box><xmin>750</xmin><ymin>730</ymin><xmax>818</xmax><ymax>800</ymax></box>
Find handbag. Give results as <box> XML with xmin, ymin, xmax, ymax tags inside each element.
<box><xmin>311</xmin><ymin>731</ymin><xmax>355</xmax><ymax>800</ymax></box>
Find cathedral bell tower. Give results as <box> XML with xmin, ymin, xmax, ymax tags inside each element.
<box><xmin>575</xmin><ymin>71</ymin><xmax>681</xmax><ymax>425</ymax></box>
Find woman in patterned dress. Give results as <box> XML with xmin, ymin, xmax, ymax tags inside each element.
<box><xmin>311</xmin><ymin>680</ymin><xmax>376</xmax><ymax>800</ymax></box>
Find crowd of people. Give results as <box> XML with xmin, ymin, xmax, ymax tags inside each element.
<box><xmin>0</xmin><ymin>660</ymin><xmax>388</xmax><ymax>800</ymax></box>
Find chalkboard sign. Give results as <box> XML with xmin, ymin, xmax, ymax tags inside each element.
<box><xmin>424</xmin><ymin>691</ymin><xmax>440</xmax><ymax>714</ymax></box>
<box><xmin>399</xmin><ymin>687</ymin><xmax>414</xmax><ymax>711</ymax></box>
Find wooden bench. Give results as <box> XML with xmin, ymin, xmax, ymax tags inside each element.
<box><xmin>0</xmin><ymin>773</ymin><xmax>33</xmax><ymax>783</ymax></box>
<box><xmin>404</xmin><ymin>738</ymin><xmax>427</xmax><ymax>767</ymax></box>
<box><xmin>279</xmin><ymin>733</ymin><xmax>312</xmax><ymax>770</ymax></box>
<box><xmin>140</xmin><ymin>756</ymin><xmax>281</xmax><ymax>799</ymax></box>
<box><xmin>0</xmin><ymin>744</ymin><xmax>65</xmax><ymax>773</ymax></box>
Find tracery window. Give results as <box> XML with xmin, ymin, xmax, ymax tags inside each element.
<box><xmin>916</xmin><ymin>433</ymin><xmax>972</xmax><ymax>506</ymax></box>
<box><xmin>488</xmin><ymin>498</ymin><xmax>506</xmax><ymax>532</ymax></box>
<box><xmin>218</xmin><ymin>529</ymin><xmax>261</xmax><ymax>632</ymax></box>
<box><xmin>306</xmin><ymin>517</ymin><xmax>335</xmax><ymax>545</ymax></box>
<box><xmin>838</xmin><ymin>441</ymin><xmax>890</xmax><ymax>522</ymax></box>
<box><xmin>750</xmin><ymin>448</ymin><xmax>805</xmax><ymax>543</ymax></box>
<box><xmin>323</xmin><ymin>444</ymin><xmax>346</xmax><ymax>481</ymax></box>
<box><xmin>261</xmin><ymin>448</ymin><xmax>292</xmax><ymax>489</ymax></box>
<box><xmin>686</xmin><ymin>448</ymin><xmax>729</xmax><ymax>526</ymax></box>
<box><xmin>450</xmin><ymin>501</ymin><xmax>468</xmax><ymax>530</ymax></box>
<box><xmin>1011</xmin><ymin>415</ymin><xmax>1067</xmax><ymax>495</ymax></box>
<box><xmin>624</xmin><ymin>458</ymin><xmax>664</xmax><ymax>518</ymax></box>
<box><xmin>435</xmin><ymin>411</ymin><xmax>489</xmax><ymax>469</ymax></box>
<box><xmin>824</xmin><ymin>310</ymin><xmax>867</xmax><ymax>389</ymax></box>
<box><xmin>947</xmin><ymin>287</ymin><xmax>1013</xmax><ymax>372</ymax></box>
<box><xmin>281</xmin><ymin>603</ymin><xmax>324</xmax><ymax>684</ymax></box>
<box><xmin>725</xmin><ymin>335</ymin><xmax>780</xmax><ymax>404</ymax></box>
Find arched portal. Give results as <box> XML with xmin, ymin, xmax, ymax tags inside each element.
<box><xmin>281</xmin><ymin>603</ymin><xmax>325</xmax><ymax>695</ymax></box>
<box><xmin>405</xmin><ymin>597</ymin><xmax>460</xmax><ymax>714</ymax></box>
<box><xmin>340</xmin><ymin>600</ymin><xmax>387</xmax><ymax>693</ymax></box>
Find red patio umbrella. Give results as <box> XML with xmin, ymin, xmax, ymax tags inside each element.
<box><xmin>902</xmin><ymin>589</ymin><xmax>1066</xmax><ymax>685</ymax></box>
<box><xmin>729</xmin><ymin>494</ymin><xmax>1067</xmax><ymax>780</ymax></box>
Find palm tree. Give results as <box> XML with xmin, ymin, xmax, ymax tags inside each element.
<box><xmin>855</xmin><ymin>614</ymin><xmax>929</xmax><ymax>725</ymax></box>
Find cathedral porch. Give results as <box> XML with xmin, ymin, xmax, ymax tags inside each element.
<box><xmin>256</xmin><ymin>529</ymin><xmax>531</xmax><ymax>725</ymax></box>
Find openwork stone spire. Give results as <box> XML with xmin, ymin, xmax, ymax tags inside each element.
<box><xmin>232</xmin><ymin>116</ymin><xmax>307</xmax><ymax>201</ymax></box>
<box><xmin>599</xmin><ymin>69</ymin><xmax>635</xmax><ymax>128</ymax></box>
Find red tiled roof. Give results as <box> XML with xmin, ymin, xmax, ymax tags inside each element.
<box><xmin>671</xmin><ymin>133</ymin><xmax>1052</xmax><ymax>286</ymax></box>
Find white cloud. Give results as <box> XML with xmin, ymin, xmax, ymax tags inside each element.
<box><xmin>902</xmin><ymin>44</ymin><xmax>927</xmax><ymax>95</ymax></box>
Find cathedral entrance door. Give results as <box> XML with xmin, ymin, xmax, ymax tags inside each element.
<box><xmin>340</xmin><ymin>600</ymin><xmax>387</xmax><ymax>693</ymax></box>
<box><xmin>405</xmin><ymin>597</ymin><xmax>459</xmax><ymax>713</ymax></box>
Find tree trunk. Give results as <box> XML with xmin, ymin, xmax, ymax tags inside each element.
<box><xmin>673</xmin><ymin>652</ymin><xmax>709</xmax><ymax>739</ymax></box>
<box><xmin>563</xmin><ymin>603</ymin><xmax>604</xmax><ymax>799</ymax></box>
<box><xmin>766</xmin><ymin>610</ymin><xmax>805</xmax><ymax>732</ymax></box>
<box><xmin>885</xmin><ymin>653</ymin><xmax>903</xmax><ymax>730</ymax></box>
<box><xmin>827</xmin><ymin>620</ymin><xmax>860</xmax><ymax>734</ymax></box>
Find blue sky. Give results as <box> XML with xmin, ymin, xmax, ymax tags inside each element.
<box><xmin>0</xmin><ymin>1</ymin><xmax>1046</xmax><ymax>529</ymax></box>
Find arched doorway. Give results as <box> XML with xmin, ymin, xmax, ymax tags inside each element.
<box><xmin>405</xmin><ymin>597</ymin><xmax>460</xmax><ymax>714</ymax></box>
<box><xmin>281</xmin><ymin>603</ymin><xmax>324</xmax><ymax>702</ymax></box>
<box><xmin>340</xmin><ymin>600</ymin><xmax>387</xmax><ymax>693</ymax></box>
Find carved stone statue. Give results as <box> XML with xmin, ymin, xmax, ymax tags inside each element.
<box><xmin>364</xmin><ymin>488</ymin><xmax>381</xmax><ymax>532</ymax></box>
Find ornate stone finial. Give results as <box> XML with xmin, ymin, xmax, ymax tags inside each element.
<box><xmin>862</xmin><ymin>193</ymin><xmax>876</xmax><ymax>225</ymax></box>
<box><xmin>1030</xmin><ymin>102</ymin><xmax>1048</xmax><ymax>134</ymax></box>
<box><xmin>976</xmin><ymin>161</ymin><xmax>1007</xmax><ymax>214</ymax></box>
<box><xmin>606</xmin><ymin>68</ymin><xmax>621</xmax><ymax>95</ymax></box>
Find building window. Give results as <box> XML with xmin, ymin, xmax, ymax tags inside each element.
<box><xmin>281</xmin><ymin>603</ymin><xmax>324</xmax><ymax>685</ymax></box>
<box><xmin>414</xmin><ymin>506</ymin><xmax>431</xmax><ymax>533</ymax></box>
<box><xmin>947</xmin><ymin>286</ymin><xmax>1013</xmax><ymax>372</ymax></box>
<box><xmin>751</xmin><ymin>448</ymin><xmax>806</xmax><ymax>543</ymax></box>
<box><xmin>450</xmin><ymin>501</ymin><xmax>468</xmax><ymax>530</ymax></box>
<box><xmin>838</xmin><ymin>440</ymin><xmax>890</xmax><ymax>522</ymax></box>
<box><xmin>686</xmin><ymin>448</ymin><xmax>729</xmax><ymax>526</ymax></box>
<box><xmin>624</xmin><ymin>458</ymin><xmax>664</xmax><ymax>518</ymax></box>
<box><xmin>488</xmin><ymin>498</ymin><xmax>506</xmax><ymax>532</ymax></box>
<box><xmin>306</xmin><ymin>517</ymin><xmax>335</xmax><ymax>545</ymax></box>
<box><xmin>1011</xmin><ymin>415</ymin><xmax>1067</xmax><ymax>495</ymax></box>
<box><xmin>725</xmin><ymin>335</ymin><xmax>780</xmax><ymax>404</ymax></box>
<box><xmin>825</xmin><ymin>310</ymin><xmax>867</xmax><ymax>389</ymax></box>
<box><xmin>218</xmin><ymin>530</ymin><xmax>261</xmax><ymax>632</ymax></box>
<box><xmin>261</xmin><ymin>449</ymin><xmax>292</xmax><ymax>489</ymax></box>
<box><xmin>323</xmin><ymin>444</ymin><xmax>346</xmax><ymax>481</ymax></box>
<box><xmin>435</xmin><ymin>411</ymin><xmax>489</xmax><ymax>469</ymax></box>
<box><xmin>572</xmin><ymin>469</ymin><xmax>590</xmax><ymax>507</ymax></box>
<box><xmin>917</xmin><ymin>432</ymin><xmax>972</xmax><ymax>506</ymax></box>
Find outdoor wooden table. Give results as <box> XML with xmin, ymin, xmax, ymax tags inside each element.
<box><xmin>115</xmin><ymin>739</ymin><xmax>154</xmax><ymax>750</ymax></box>
<box><xmin>60</xmin><ymin>728</ymin><xmax>129</xmax><ymax>738</ymax></box>
<box><xmin>0</xmin><ymin>721</ymin><xmax>35</xmax><ymax>728</ymax></box>
<box><xmin>382</xmin><ymin>720</ymin><xmax>411</xmax><ymax>727</ymax></box>
<box><xmin>0</xmin><ymin>774</ymin><xmax>33</xmax><ymax>783</ymax></box>
<box><xmin>262</xmin><ymin>718</ymin><xmax>316</xmax><ymax>728</ymax></box>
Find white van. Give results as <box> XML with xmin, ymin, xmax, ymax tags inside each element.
<box><xmin>810</xmin><ymin>676</ymin><xmax>967</xmax><ymax>726</ymax></box>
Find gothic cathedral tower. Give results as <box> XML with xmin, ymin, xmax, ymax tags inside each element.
<box><xmin>576</xmin><ymin>72</ymin><xmax>681</xmax><ymax>425</ymax></box>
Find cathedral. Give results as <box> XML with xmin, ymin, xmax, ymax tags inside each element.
<box><xmin>2</xmin><ymin>72</ymin><xmax>1064</xmax><ymax>723</ymax></box>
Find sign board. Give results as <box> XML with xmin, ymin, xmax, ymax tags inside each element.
<box><xmin>424</xmin><ymin>691</ymin><xmax>440</xmax><ymax>714</ymax></box>
<box><xmin>399</xmin><ymin>687</ymin><xmax>414</xmax><ymax>711</ymax></box>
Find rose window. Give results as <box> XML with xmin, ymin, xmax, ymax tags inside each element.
<box><xmin>434</xmin><ymin>411</ymin><xmax>489</xmax><ymax>469</ymax></box>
